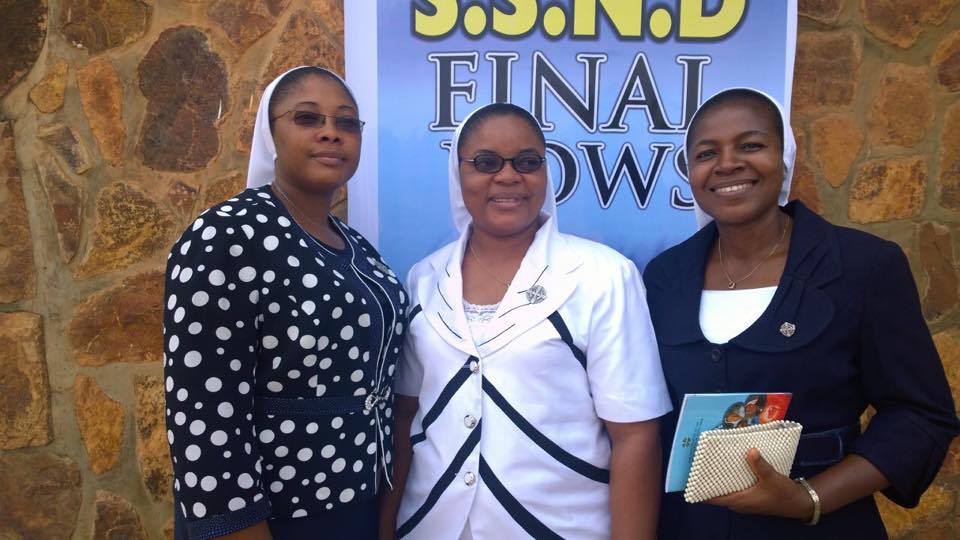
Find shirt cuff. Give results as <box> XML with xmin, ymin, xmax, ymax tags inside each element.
<box><xmin>848</xmin><ymin>410</ymin><xmax>950</xmax><ymax>508</ymax></box>
<box><xmin>594</xmin><ymin>392</ymin><xmax>673</xmax><ymax>424</ymax></box>
<box><xmin>186</xmin><ymin>497</ymin><xmax>272</xmax><ymax>540</ymax></box>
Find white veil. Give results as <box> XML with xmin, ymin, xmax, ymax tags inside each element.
<box><xmin>685</xmin><ymin>87</ymin><xmax>797</xmax><ymax>228</ymax></box>
<box><xmin>246</xmin><ymin>66</ymin><xmax>358</xmax><ymax>189</ymax></box>
<box><xmin>446</xmin><ymin>103</ymin><xmax>559</xmax><ymax>234</ymax></box>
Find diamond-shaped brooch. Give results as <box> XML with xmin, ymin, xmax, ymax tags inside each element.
<box><xmin>779</xmin><ymin>322</ymin><xmax>796</xmax><ymax>338</ymax></box>
<box><xmin>525</xmin><ymin>285</ymin><xmax>547</xmax><ymax>304</ymax></box>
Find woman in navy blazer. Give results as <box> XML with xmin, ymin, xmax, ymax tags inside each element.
<box><xmin>643</xmin><ymin>88</ymin><xmax>959</xmax><ymax>539</ymax></box>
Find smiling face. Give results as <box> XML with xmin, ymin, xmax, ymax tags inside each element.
<box><xmin>270</xmin><ymin>74</ymin><xmax>361</xmax><ymax>195</ymax></box>
<box><xmin>458</xmin><ymin>114</ymin><xmax>548</xmax><ymax>240</ymax></box>
<box><xmin>687</xmin><ymin>97</ymin><xmax>785</xmax><ymax>227</ymax></box>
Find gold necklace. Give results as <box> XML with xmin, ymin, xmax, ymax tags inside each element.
<box><xmin>717</xmin><ymin>217</ymin><xmax>789</xmax><ymax>289</ymax></box>
<box><xmin>272</xmin><ymin>181</ymin><xmax>330</xmax><ymax>235</ymax></box>
<box><xmin>467</xmin><ymin>239</ymin><xmax>513</xmax><ymax>288</ymax></box>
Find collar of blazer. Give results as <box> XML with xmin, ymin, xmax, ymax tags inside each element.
<box><xmin>650</xmin><ymin>200</ymin><xmax>844</xmax><ymax>352</ymax></box>
<box><xmin>419</xmin><ymin>215</ymin><xmax>584</xmax><ymax>359</ymax></box>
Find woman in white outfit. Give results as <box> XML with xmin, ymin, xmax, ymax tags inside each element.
<box><xmin>378</xmin><ymin>103</ymin><xmax>671</xmax><ymax>539</ymax></box>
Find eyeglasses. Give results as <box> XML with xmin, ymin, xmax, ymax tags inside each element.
<box><xmin>460</xmin><ymin>151</ymin><xmax>546</xmax><ymax>174</ymax></box>
<box><xmin>270</xmin><ymin>110</ymin><xmax>365</xmax><ymax>134</ymax></box>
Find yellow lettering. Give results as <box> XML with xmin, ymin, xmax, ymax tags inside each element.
<box><xmin>573</xmin><ymin>0</ymin><xmax>643</xmax><ymax>38</ymax></box>
<box><xmin>679</xmin><ymin>0</ymin><xmax>746</xmax><ymax>39</ymax></box>
<box><xmin>414</xmin><ymin>0</ymin><xmax>459</xmax><ymax>38</ymax></box>
<box><xmin>492</xmin><ymin>0</ymin><xmax>538</xmax><ymax>36</ymax></box>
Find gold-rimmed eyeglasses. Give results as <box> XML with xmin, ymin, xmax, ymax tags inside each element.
<box><xmin>270</xmin><ymin>110</ymin><xmax>365</xmax><ymax>134</ymax></box>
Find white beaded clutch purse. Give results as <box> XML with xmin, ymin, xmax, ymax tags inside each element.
<box><xmin>683</xmin><ymin>420</ymin><xmax>803</xmax><ymax>503</ymax></box>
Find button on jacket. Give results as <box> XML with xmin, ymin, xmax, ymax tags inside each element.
<box><xmin>395</xmin><ymin>218</ymin><xmax>671</xmax><ymax>539</ymax></box>
<box><xmin>163</xmin><ymin>186</ymin><xmax>408</xmax><ymax>539</ymax></box>
<box><xmin>644</xmin><ymin>201</ymin><xmax>960</xmax><ymax>539</ymax></box>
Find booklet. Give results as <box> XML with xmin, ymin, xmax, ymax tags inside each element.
<box><xmin>665</xmin><ymin>392</ymin><xmax>792</xmax><ymax>492</ymax></box>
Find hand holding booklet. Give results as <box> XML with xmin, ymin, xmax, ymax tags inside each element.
<box><xmin>665</xmin><ymin>393</ymin><xmax>802</xmax><ymax>502</ymax></box>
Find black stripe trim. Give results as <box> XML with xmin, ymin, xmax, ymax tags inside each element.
<box><xmin>436</xmin><ymin>282</ymin><xmax>452</xmax><ymax>310</ymax></box>
<box><xmin>483</xmin><ymin>378</ymin><xmax>609</xmax><ymax>484</ymax></box>
<box><xmin>516</xmin><ymin>265</ymin><xmax>549</xmax><ymax>294</ymax></box>
<box><xmin>411</xmin><ymin>356</ymin><xmax>476</xmax><ymax>446</ymax></box>
<box><xmin>437</xmin><ymin>312</ymin><xmax>462</xmax><ymax>340</ymax></box>
<box><xmin>530</xmin><ymin>265</ymin><xmax>549</xmax><ymax>287</ymax></box>
<box><xmin>479</xmin><ymin>456</ymin><xmax>564</xmax><ymax>540</ymax></box>
<box><xmin>398</xmin><ymin>421</ymin><xmax>483</xmax><ymax>538</ymax></box>
<box><xmin>547</xmin><ymin>312</ymin><xmax>587</xmax><ymax>370</ymax></box>
<box><xmin>498</xmin><ymin>302</ymin><xmax>532</xmax><ymax>318</ymax></box>
<box><xmin>408</xmin><ymin>304</ymin><xmax>423</xmax><ymax>323</ymax></box>
<box><xmin>476</xmin><ymin>323</ymin><xmax>516</xmax><ymax>347</ymax></box>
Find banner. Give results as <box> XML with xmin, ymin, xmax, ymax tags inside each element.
<box><xmin>346</xmin><ymin>1</ymin><xmax>797</xmax><ymax>277</ymax></box>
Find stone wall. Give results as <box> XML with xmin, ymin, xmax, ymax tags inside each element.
<box><xmin>788</xmin><ymin>1</ymin><xmax>960</xmax><ymax>537</ymax></box>
<box><xmin>0</xmin><ymin>0</ymin><xmax>957</xmax><ymax>538</ymax></box>
<box><xmin>0</xmin><ymin>1</ymin><xmax>345</xmax><ymax>538</ymax></box>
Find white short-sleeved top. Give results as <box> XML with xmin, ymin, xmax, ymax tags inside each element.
<box><xmin>699</xmin><ymin>287</ymin><xmax>777</xmax><ymax>344</ymax></box>
<box><xmin>395</xmin><ymin>219</ymin><xmax>672</xmax><ymax>539</ymax></box>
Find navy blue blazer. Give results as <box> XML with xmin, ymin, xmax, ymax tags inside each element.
<box><xmin>643</xmin><ymin>201</ymin><xmax>959</xmax><ymax>539</ymax></box>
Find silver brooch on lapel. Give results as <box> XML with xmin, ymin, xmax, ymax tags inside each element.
<box><xmin>525</xmin><ymin>285</ymin><xmax>547</xmax><ymax>304</ymax></box>
<box><xmin>779</xmin><ymin>322</ymin><xmax>796</xmax><ymax>338</ymax></box>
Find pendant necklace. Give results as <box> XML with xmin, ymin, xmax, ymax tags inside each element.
<box><xmin>468</xmin><ymin>239</ymin><xmax>548</xmax><ymax>304</ymax></box>
<box><xmin>468</xmin><ymin>239</ymin><xmax>513</xmax><ymax>288</ymax></box>
<box><xmin>717</xmin><ymin>217</ymin><xmax>789</xmax><ymax>290</ymax></box>
<box><xmin>272</xmin><ymin>181</ymin><xmax>339</xmax><ymax>246</ymax></box>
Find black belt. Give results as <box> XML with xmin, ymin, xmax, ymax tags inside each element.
<box><xmin>794</xmin><ymin>423</ymin><xmax>859</xmax><ymax>469</ymax></box>
<box><xmin>254</xmin><ymin>387</ymin><xmax>392</xmax><ymax>417</ymax></box>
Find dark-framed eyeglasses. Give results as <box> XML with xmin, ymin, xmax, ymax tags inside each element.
<box><xmin>270</xmin><ymin>110</ymin><xmax>365</xmax><ymax>134</ymax></box>
<box><xmin>460</xmin><ymin>151</ymin><xmax>546</xmax><ymax>174</ymax></box>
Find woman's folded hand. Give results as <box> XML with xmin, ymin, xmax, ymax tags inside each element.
<box><xmin>705</xmin><ymin>448</ymin><xmax>814</xmax><ymax>521</ymax></box>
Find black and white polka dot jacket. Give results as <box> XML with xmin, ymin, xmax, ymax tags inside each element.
<box><xmin>163</xmin><ymin>186</ymin><xmax>408</xmax><ymax>539</ymax></box>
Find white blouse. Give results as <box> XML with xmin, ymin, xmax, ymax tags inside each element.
<box><xmin>698</xmin><ymin>287</ymin><xmax>777</xmax><ymax>344</ymax></box>
<box><xmin>463</xmin><ymin>300</ymin><xmax>499</xmax><ymax>346</ymax></box>
<box><xmin>395</xmin><ymin>220</ymin><xmax>671</xmax><ymax>539</ymax></box>
<box><xmin>462</xmin><ymin>300</ymin><xmax>499</xmax><ymax>540</ymax></box>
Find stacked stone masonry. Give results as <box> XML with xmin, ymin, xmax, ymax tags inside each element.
<box><xmin>0</xmin><ymin>0</ymin><xmax>957</xmax><ymax>537</ymax></box>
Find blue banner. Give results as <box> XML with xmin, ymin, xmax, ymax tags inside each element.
<box><xmin>346</xmin><ymin>0</ymin><xmax>797</xmax><ymax>277</ymax></box>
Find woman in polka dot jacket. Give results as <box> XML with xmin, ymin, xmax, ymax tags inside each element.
<box><xmin>164</xmin><ymin>67</ymin><xmax>408</xmax><ymax>540</ymax></box>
